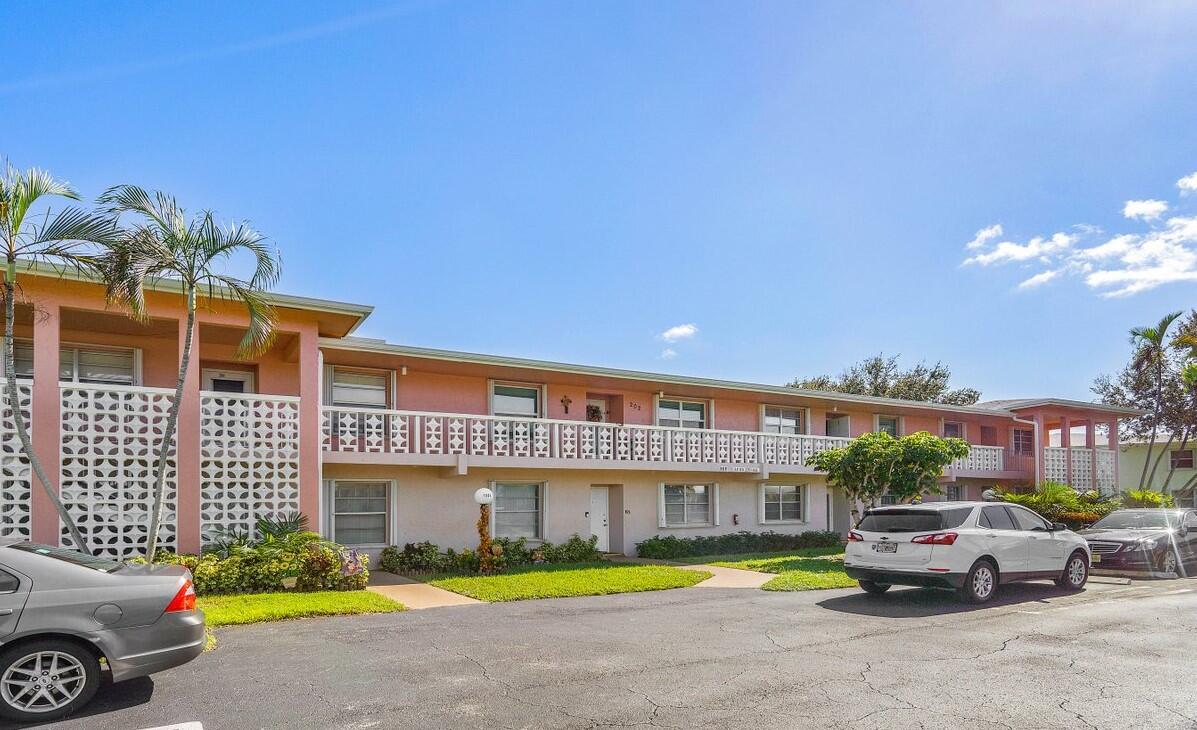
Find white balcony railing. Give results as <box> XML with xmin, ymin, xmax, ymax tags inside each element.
<box><xmin>1044</xmin><ymin>446</ymin><xmax>1117</xmax><ymax>493</ymax></box>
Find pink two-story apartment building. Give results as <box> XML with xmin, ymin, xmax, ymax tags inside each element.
<box><xmin>1</xmin><ymin>265</ymin><xmax>1140</xmax><ymax>559</ymax></box>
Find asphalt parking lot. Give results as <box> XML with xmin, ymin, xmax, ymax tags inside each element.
<box><xmin>24</xmin><ymin>577</ymin><xmax>1197</xmax><ymax>730</ymax></box>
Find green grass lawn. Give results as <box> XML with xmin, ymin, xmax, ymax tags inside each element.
<box><xmin>693</xmin><ymin>549</ymin><xmax>856</xmax><ymax>592</ymax></box>
<box><xmin>198</xmin><ymin>590</ymin><xmax>405</xmax><ymax>627</ymax></box>
<box><xmin>427</xmin><ymin>562</ymin><xmax>711</xmax><ymax>602</ymax></box>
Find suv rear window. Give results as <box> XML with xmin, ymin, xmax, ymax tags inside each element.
<box><xmin>9</xmin><ymin>543</ymin><xmax>123</xmax><ymax>572</ymax></box>
<box><xmin>857</xmin><ymin>507</ymin><xmax>972</xmax><ymax>533</ymax></box>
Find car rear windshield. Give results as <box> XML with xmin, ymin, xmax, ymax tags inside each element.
<box><xmin>9</xmin><ymin>543</ymin><xmax>123</xmax><ymax>572</ymax></box>
<box><xmin>858</xmin><ymin>507</ymin><xmax>972</xmax><ymax>533</ymax></box>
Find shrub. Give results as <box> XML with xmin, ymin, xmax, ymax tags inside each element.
<box><xmin>137</xmin><ymin>532</ymin><xmax>368</xmax><ymax>595</ymax></box>
<box><xmin>1121</xmin><ymin>488</ymin><xmax>1175</xmax><ymax>508</ymax></box>
<box><xmin>380</xmin><ymin>534</ymin><xmax>602</xmax><ymax>575</ymax></box>
<box><xmin>379</xmin><ymin>541</ymin><xmax>442</xmax><ymax>573</ymax></box>
<box><xmin>1056</xmin><ymin>511</ymin><xmax>1103</xmax><ymax>530</ymax></box>
<box><xmin>538</xmin><ymin>534</ymin><xmax>602</xmax><ymax>563</ymax></box>
<box><xmin>636</xmin><ymin>530</ymin><xmax>842</xmax><ymax>560</ymax></box>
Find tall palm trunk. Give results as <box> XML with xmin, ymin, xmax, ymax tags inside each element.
<box><xmin>1144</xmin><ymin>433</ymin><xmax>1175</xmax><ymax>490</ymax></box>
<box><xmin>145</xmin><ymin>285</ymin><xmax>194</xmax><ymax>563</ymax></box>
<box><xmin>2</xmin><ymin>260</ymin><xmax>90</xmax><ymax>551</ymax></box>
<box><xmin>1160</xmin><ymin>430</ymin><xmax>1190</xmax><ymax>494</ymax></box>
<box><xmin>1137</xmin><ymin>363</ymin><xmax>1166</xmax><ymax>489</ymax></box>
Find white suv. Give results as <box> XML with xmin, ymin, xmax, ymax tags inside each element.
<box><xmin>844</xmin><ymin>501</ymin><xmax>1091</xmax><ymax>603</ymax></box>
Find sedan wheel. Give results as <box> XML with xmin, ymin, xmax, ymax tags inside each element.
<box><xmin>1159</xmin><ymin>550</ymin><xmax>1179</xmax><ymax>576</ymax></box>
<box><xmin>0</xmin><ymin>640</ymin><xmax>99</xmax><ymax>722</ymax></box>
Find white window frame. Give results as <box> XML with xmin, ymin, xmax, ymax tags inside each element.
<box><xmin>201</xmin><ymin>368</ymin><xmax>255</xmax><ymax>393</ymax></box>
<box><xmin>490</xmin><ymin>480</ymin><xmax>547</xmax><ymax>541</ymax></box>
<box><xmin>488</xmin><ymin>380</ymin><xmax>545</xmax><ymax>419</ymax></box>
<box><xmin>326</xmin><ymin>365</ymin><xmax>392</xmax><ymax>409</ymax></box>
<box><xmin>941</xmin><ymin>420</ymin><xmax>965</xmax><ymax>440</ymax></box>
<box><xmin>825</xmin><ymin>413</ymin><xmax>851</xmax><ymax>438</ymax></box>
<box><xmin>757</xmin><ymin>483</ymin><xmax>808</xmax><ymax>525</ymax></box>
<box><xmin>327</xmin><ymin>479</ymin><xmax>394</xmax><ymax>547</ymax></box>
<box><xmin>760</xmin><ymin>405</ymin><xmax>809</xmax><ymax>435</ymax></box>
<box><xmin>657</xmin><ymin>482</ymin><xmax>719</xmax><ymax>528</ymax></box>
<box><xmin>874</xmin><ymin>414</ymin><xmax>903</xmax><ymax>437</ymax></box>
<box><xmin>1012</xmin><ymin>428</ymin><xmax>1034</xmax><ymax>454</ymax></box>
<box><xmin>654</xmin><ymin>395</ymin><xmax>710</xmax><ymax>429</ymax></box>
<box><xmin>5</xmin><ymin>338</ymin><xmax>143</xmax><ymax>385</ymax></box>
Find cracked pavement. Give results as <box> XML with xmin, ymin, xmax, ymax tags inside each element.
<box><xmin>39</xmin><ymin>578</ymin><xmax>1197</xmax><ymax>730</ymax></box>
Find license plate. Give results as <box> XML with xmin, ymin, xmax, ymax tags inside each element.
<box><xmin>873</xmin><ymin>543</ymin><xmax>898</xmax><ymax>553</ymax></box>
<box><xmin>1091</xmin><ymin>554</ymin><xmax>1101</xmax><ymax>563</ymax></box>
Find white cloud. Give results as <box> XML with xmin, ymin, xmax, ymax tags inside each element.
<box><xmin>659</xmin><ymin>348</ymin><xmax>678</xmax><ymax>360</ymax></box>
<box><xmin>1122</xmin><ymin>199</ymin><xmax>1168</xmax><ymax>220</ymax></box>
<box><xmin>1018</xmin><ymin>270</ymin><xmax>1059</xmax><ymax>289</ymax></box>
<box><xmin>961</xmin><ymin>173</ymin><xmax>1197</xmax><ymax>298</ymax></box>
<box><xmin>659</xmin><ymin>323</ymin><xmax>698</xmax><ymax>342</ymax></box>
<box><xmin>965</xmin><ymin>224</ymin><xmax>1003</xmax><ymax>250</ymax></box>
<box><xmin>963</xmin><ymin>232</ymin><xmax>1074</xmax><ymax>266</ymax></box>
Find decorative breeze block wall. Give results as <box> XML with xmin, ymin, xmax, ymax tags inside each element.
<box><xmin>0</xmin><ymin>382</ymin><xmax>32</xmax><ymax>539</ymax></box>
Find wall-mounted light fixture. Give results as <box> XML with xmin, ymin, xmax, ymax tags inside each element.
<box><xmin>400</xmin><ymin>366</ymin><xmax>408</xmax><ymax>376</ymax></box>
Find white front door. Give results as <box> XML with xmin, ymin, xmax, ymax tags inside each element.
<box><xmin>589</xmin><ymin>487</ymin><xmax>610</xmax><ymax>552</ymax></box>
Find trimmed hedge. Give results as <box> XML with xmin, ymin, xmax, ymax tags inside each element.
<box><xmin>1056</xmin><ymin>511</ymin><xmax>1103</xmax><ymax>530</ymax></box>
<box><xmin>636</xmin><ymin>530</ymin><xmax>842</xmax><ymax>560</ymax></box>
<box><xmin>135</xmin><ymin>532</ymin><xmax>369</xmax><ymax>595</ymax></box>
<box><xmin>379</xmin><ymin>534</ymin><xmax>603</xmax><ymax>575</ymax></box>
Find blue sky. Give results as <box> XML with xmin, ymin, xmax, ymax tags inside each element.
<box><xmin>4</xmin><ymin>2</ymin><xmax>1196</xmax><ymax>400</ymax></box>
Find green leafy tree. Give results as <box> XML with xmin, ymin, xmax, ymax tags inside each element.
<box><xmin>0</xmin><ymin>162</ymin><xmax>115</xmax><ymax>552</ymax></box>
<box><xmin>790</xmin><ymin>354</ymin><xmax>981</xmax><ymax>405</ymax></box>
<box><xmin>807</xmin><ymin>431</ymin><xmax>970</xmax><ymax>520</ymax></box>
<box><xmin>99</xmin><ymin>185</ymin><xmax>281</xmax><ymax>561</ymax></box>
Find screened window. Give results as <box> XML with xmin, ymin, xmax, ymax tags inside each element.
<box><xmin>6</xmin><ymin>339</ymin><xmax>136</xmax><ymax>384</ymax></box>
<box><xmin>491</xmin><ymin>384</ymin><xmax>541</xmax><ymax>418</ymax></box>
<box><xmin>945</xmin><ymin>484</ymin><xmax>964</xmax><ymax>501</ymax></box>
<box><xmin>494</xmin><ymin>482</ymin><xmax>543</xmax><ymax>539</ymax></box>
<box><xmin>943</xmin><ymin>421</ymin><xmax>964</xmax><ymax>439</ymax></box>
<box><xmin>332</xmin><ymin>481</ymin><xmax>389</xmax><ymax>545</ymax></box>
<box><xmin>825</xmin><ymin>414</ymin><xmax>851</xmax><ymax>438</ymax></box>
<box><xmin>331</xmin><ymin>369</ymin><xmax>389</xmax><ymax>409</ymax></box>
<box><xmin>762</xmin><ymin>484</ymin><xmax>804</xmax><ymax>522</ymax></box>
<box><xmin>662</xmin><ymin>484</ymin><xmax>713</xmax><ymax>526</ymax></box>
<box><xmin>1171</xmin><ymin>450</ymin><xmax>1195</xmax><ymax>470</ymax></box>
<box><xmin>876</xmin><ymin>415</ymin><xmax>900</xmax><ymax>437</ymax></box>
<box><xmin>879</xmin><ymin>494</ymin><xmax>899</xmax><ymax>506</ymax></box>
<box><xmin>764</xmin><ymin>407</ymin><xmax>804</xmax><ymax>435</ymax></box>
<box><xmin>657</xmin><ymin>399</ymin><xmax>706</xmax><ymax>429</ymax></box>
<box><xmin>1013</xmin><ymin>429</ymin><xmax>1034</xmax><ymax>454</ymax></box>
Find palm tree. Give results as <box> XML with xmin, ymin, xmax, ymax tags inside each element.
<box><xmin>99</xmin><ymin>185</ymin><xmax>280</xmax><ymax>562</ymax></box>
<box><xmin>0</xmin><ymin>162</ymin><xmax>115</xmax><ymax>551</ymax></box>
<box><xmin>1128</xmin><ymin>310</ymin><xmax>1184</xmax><ymax>489</ymax></box>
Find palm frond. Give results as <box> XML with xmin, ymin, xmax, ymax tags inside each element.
<box><xmin>0</xmin><ymin>164</ymin><xmax>82</xmax><ymax>249</ymax></box>
<box><xmin>201</xmin><ymin>273</ymin><xmax>278</xmax><ymax>358</ymax></box>
<box><xmin>98</xmin><ymin>185</ymin><xmax>187</xmax><ymax>239</ymax></box>
<box><xmin>20</xmin><ymin>206</ymin><xmax>117</xmax><ymax>250</ymax></box>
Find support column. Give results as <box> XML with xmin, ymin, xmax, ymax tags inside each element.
<box><xmin>298</xmin><ymin>326</ymin><xmax>322</xmax><ymax>526</ymax></box>
<box><xmin>1110</xmin><ymin>418</ymin><xmax>1121</xmax><ymax>492</ymax></box>
<box><xmin>1086</xmin><ymin>419</ymin><xmax>1097</xmax><ymax>491</ymax></box>
<box><xmin>30</xmin><ymin>304</ymin><xmax>61</xmax><ymax>544</ymax></box>
<box><xmin>1061</xmin><ymin>416</ymin><xmax>1072</xmax><ymax>487</ymax></box>
<box><xmin>175</xmin><ymin>317</ymin><xmax>202</xmax><ymax>554</ymax></box>
<box><xmin>1033</xmin><ymin>413</ymin><xmax>1046</xmax><ymax>487</ymax></box>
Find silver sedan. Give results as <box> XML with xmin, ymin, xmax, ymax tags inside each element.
<box><xmin>0</xmin><ymin>539</ymin><xmax>205</xmax><ymax>723</ymax></box>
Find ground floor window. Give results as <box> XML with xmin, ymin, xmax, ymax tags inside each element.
<box><xmin>660</xmin><ymin>483</ymin><xmax>716</xmax><ymax>527</ymax></box>
<box><xmin>761</xmin><ymin>484</ymin><xmax>805</xmax><ymax>523</ymax></box>
<box><xmin>493</xmin><ymin>482</ymin><xmax>545</xmax><ymax>539</ymax></box>
<box><xmin>945</xmin><ymin>484</ymin><xmax>964</xmax><ymax>501</ymax></box>
<box><xmin>332</xmin><ymin>481</ymin><xmax>389</xmax><ymax>545</ymax></box>
<box><xmin>879</xmin><ymin>494</ymin><xmax>899</xmax><ymax>506</ymax></box>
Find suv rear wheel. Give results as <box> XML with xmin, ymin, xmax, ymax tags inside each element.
<box><xmin>0</xmin><ymin>638</ymin><xmax>100</xmax><ymax>722</ymax></box>
<box><xmin>958</xmin><ymin>559</ymin><xmax>998</xmax><ymax>604</ymax></box>
<box><xmin>858</xmin><ymin>579</ymin><xmax>891</xmax><ymax>596</ymax></box>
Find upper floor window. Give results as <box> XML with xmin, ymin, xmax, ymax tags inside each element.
<box><xmin>8</xmin><ymin>339</ymin><xmax>137</xmax><ymax>385</ymax></box>
<box><xmin>1172</xmin><ymin>450</ymin><xmax>1195</xmax><ymax>470</ymax></box>
<box><xmin>825</xmin><ymin>413</ymin><xmax>851</xmax><ymax>438</ymax></box>
<box><xmin>330</xmin><ymin>367</ymin><xmax>389</xmax><ymax>409</ymax></box>
<box><xmin>763</xmin><ymin>406</ymin><xmax>804</xmax><ymax>435</ymax></box>
<box><xmin>943</xmin><ymin>421</ymin><xmax>964</xmax><ymax>439</ymax></box>
<box><xmin>491</xmin><ymin>383</ymin><xmax>542</xmax><ymax>418</ymax></box>
<box><xmin>1013</xmin><ymin>428</ymin><xmax>1034</xmax><ymax>454</ymax></box>
<box><xmin>876</xmin><ymin>415</ymin><xmax>901</xmax><ymax>437</ymax></box>
<box><xmin>657</xmin><ymin>398</ymin><xmax>706</xmax><ymax>429</ymax></box>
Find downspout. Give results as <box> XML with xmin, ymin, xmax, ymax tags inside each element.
<box><xmin>1012</xmin><ymin>415</ymin><xmax>1040</xmax><ymax>485</ymax></box>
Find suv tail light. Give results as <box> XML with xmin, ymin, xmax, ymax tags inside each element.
<box><xmin>912</xmin><ymin>532</ymin><xmax>958</xmax><ymax>546</ymax></box>
<box><xmin>165</xmin><ymin>577</ymin><xmax>197</xmax><ymax>613</ymax></box>
<box><xmin>847</xmin><ymin>531</ymin><xmax>864</xmax><ymax>542</ymax></box>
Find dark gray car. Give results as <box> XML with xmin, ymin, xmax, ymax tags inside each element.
<box><xmin>0</xmin><ymin>539</ymin><xmax>205</xmax><ymax>723</ymax></box>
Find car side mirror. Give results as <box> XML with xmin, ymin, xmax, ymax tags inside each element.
<box><xmin>1051</xmin><ymin>522</ymin><xmax>1067</xmax><ymax>532</ymax></box>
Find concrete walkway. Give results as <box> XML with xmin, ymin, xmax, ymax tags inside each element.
<box><xmin>367</xmin><ymin>571</ymin><xmax>482</xmax><ymax>609</ymax></box>
<box><xmin>679</xmin><ymin>563</ymin><xmax>774</xmax><ymax>588</ymax></box>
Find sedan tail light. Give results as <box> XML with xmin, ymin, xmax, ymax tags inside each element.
<box><xmin>847</xmin><ymin>531</ymin><xmax>864</xmax><ymax>542</ymax></box>
<box><xmin>165</xmin><ymin>577</ymin><xmax>197</xmax><ymax>613</ymax></box>
<box><xmin>911</xmin><ymin>532</ymin><xmax>958</xmax><ymax>546</ymax></box>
